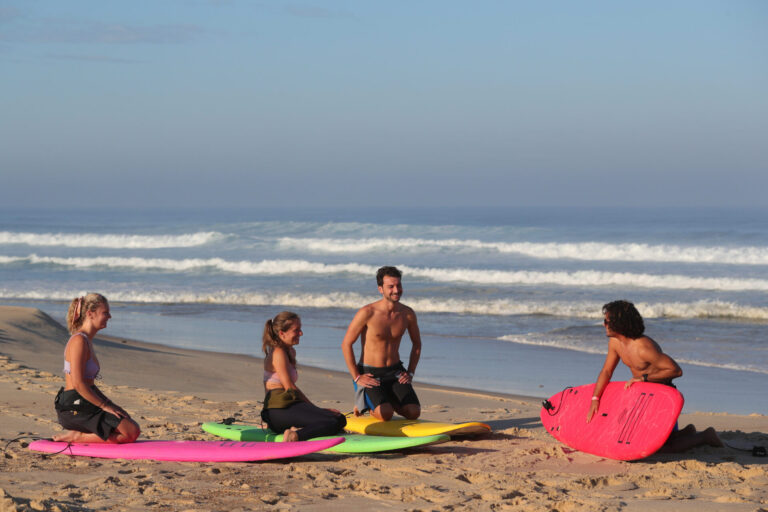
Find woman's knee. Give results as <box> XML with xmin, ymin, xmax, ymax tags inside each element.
<box><xmin>310</xmin><ymin>418</ymin><xmax>344</xmax><ymax>438</ymax></box>
<box><xmin>116</xmin><ymin>418</ymin><xmax>141</xmax><ymax>443</ymax></box>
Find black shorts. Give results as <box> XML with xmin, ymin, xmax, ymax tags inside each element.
<box><xmin>354</xmin><ymin>362</ymin><xmax>420</xmax><ymax>413</ymax></box>
<box><xmin>54</xmin><ymin>387</ymin><xmax>122</xmax><ymax>441</ymax></box>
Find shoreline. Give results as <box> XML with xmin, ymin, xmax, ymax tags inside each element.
<box><xmin>2</xmin><ymin>305</ymin><xmax>767</xmax><ymax>511</ymax></box>
<box><xmin>93</xmin><ymin>333</ymin><xmax>546</xmax><ymax>406</ymax></box>
<box><xmin>3</xmin><ymin>298</ymin><xmax>766</xmax><ymax>415</ymax></box>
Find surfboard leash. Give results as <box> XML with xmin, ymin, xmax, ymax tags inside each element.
<box><xmin>723</xmin><ymin>441</ymin><xmax>767</xmax><ymax>457</ymax></box>
<box><xmin>541</xmin><ymin>386</ymin><xmax>573</xmax><ymax>416</ymax></box>
<box><xmin>1</xmin><ymin>435</ymin><xmax>72</xmax><ymax>461</ymax></box>
<box><xmin>3</xmin><ymin>435</ymin><xmax>44</xmax><ymax>453</ymax></box>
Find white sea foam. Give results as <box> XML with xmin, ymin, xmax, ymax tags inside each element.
<box><xmin>0</xmin><ymin>288</ymin><xmax>373</xmax><ymax>310</ymax></box>
<box><xmin>0</xmin><ymin>256</ymin><xmax>26</xmax><ymax>264</ymax></box>
<box><xmin>5</xmin><ymin>254</ymin><xmax>768</xmax><ymax>292</ymax></box>
<box><xmin>0</xmin><ymin>231</ymin><xmax>223</xmax><ymax>249</ymax></box>
<box><xmin>14</xmin><ymin>254</ymin><xmax>378</xmax><ymax>276</ymax></box>
<box><xmin>497</xmin><ymin>335</ymin><xmax>606</xmax><ymax>355</ymax></box>
<box><xmin>4</xmin><ymin>287</ymin><xmax>766</xmax><ymax>374</ymax></box>
<box><xmin>496</xmin><ymin>334</ymin><xmax>768</xmax><ymax>375</ymax></box>
<box><xmin>2</xmin><ymin>286</ymin><xmax>766</xmax><ymax>322</ymax></box>
<box><xmin>278</xmin><ymin>237</ymin><xmax>768</xmax><ymax>265</ymax></box>
<box><xmin>402</xmin><ymin>266</ymin><xmax>768</xmax><ymax>291</ymax></box>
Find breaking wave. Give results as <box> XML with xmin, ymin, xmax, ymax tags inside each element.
<box><xmin>4</xmin><ymin>254</ymin><xmax>768</xmax><ymax>292</ymax></box>
<box><xmin>0</xmin><ymin>231</ymin><xmax>223</xmax><ymax>249</ymax></box>
<box><xmin>278</xmin><ymin>237</ymin><xmax>768</xmax><ymax>265</ymax></box>
<box><xmin>497</xmin><ymin>334</ymin><xmax>768</xmax><ymax>375</ymax></box>
<box><xmin>2</xmin><ymin>287</ymin><xmax>766</xmax><ymax>321</ymax></box>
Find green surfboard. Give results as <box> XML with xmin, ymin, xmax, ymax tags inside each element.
<box><xmin>201</xmin><ymin>422</ymin><xmax>450</xmax><ymax>454</ymax></box>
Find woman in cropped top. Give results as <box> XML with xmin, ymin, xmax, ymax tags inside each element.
<box><xmin>261</xmin><ymin>311</ymin><xmax>346</xmax><ymax>442</ymax></box>
<box><xmin>52</xmin><ymin>293</ymin><xmax>140</xmax><ymax>444</ymax></box>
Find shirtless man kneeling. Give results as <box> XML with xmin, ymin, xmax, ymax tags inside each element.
<box><xmin>588</xmin><ymin>300</ymin><xmax>722</xmax><ymax>452</ymax></box>
<box><xmin>342</xmin><ymin>266</ymin><xmax>422</xmax><ymax>421</ymax></box>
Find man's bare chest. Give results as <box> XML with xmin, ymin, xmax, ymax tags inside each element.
<box><xmin>367</xmin><ymin>315</ymin><xmax>407</xmax><ymax>340</ymax></box>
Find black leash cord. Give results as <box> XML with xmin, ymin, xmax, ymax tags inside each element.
<box><xmin>723</xmin><ymin>441</ymin><xmax>767</xmax><ymax>457</ymax></box>
<box><xmin>2</xmin><ymin>435</ymin><xmax>73</xmax><ymax>460</ymax></box>
<box><xmin>542</xmin><ymin>386</ymin><xmax>574</xmax><ymax>416</ymax></box>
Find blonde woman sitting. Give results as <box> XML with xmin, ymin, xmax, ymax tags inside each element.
<box><xmin>53</xmin><ymin>294</ymin><xmax>140</xmax><ymax>444</ymax></box>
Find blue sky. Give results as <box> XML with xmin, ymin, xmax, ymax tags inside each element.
<box><xmin>1</xmin><ymin>1</ymin><xmax>766</xmax><ymax>209</ymax></box>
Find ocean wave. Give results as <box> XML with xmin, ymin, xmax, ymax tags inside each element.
<box><xmin>8</xmin><ymin>254</ymin><xmax>378</xmax><ymax>275</ymax></box>
<box><xmin>0</xmin><ymin>288</ymin><xmax>373</xmax><ymax>310</ymax></box>
<box><xmin>2</xmin><ymin>287</ymin><xmax>766</xmax><ymax>322</ymax></box>
<box><xmin>0</xmin><ymin>231</ymin><xmax>223</xmax><ymax>249</ymax></box>
<box><xmin>4</xmin><ymin>254</ymin><xmax>768</xmax><ymax>292</ymax></box>
<box><xmin>278</xmin><ymin>237</ymin><xmax>768</xmax><ymax>265</ymax></box>
<box><xmin>497</xmin><ymin>335</ymin><xmax>768</xmax><ymax>375</ymax></box>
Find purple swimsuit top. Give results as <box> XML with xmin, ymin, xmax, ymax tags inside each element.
<box><xmin>263</xmin><ymin>364</ymin><xmax>298</xmax><ymax>385</ymax></box>
<box><xmin>63</xmin><ymin>332</ymin><xmax>101</xmax><ymax>380</ymax></box>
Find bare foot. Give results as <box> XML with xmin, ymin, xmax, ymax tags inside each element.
<box><xmin>282</xmin><ymin>428</ymin><xmax>299</xmax><ymax>442</ymax></box>
<box><xmin>703</xmin><ymin>427</ymin><xmax>723</xmax><ymax>447</ymax></box>
<box><xmin>52</xmin><ymin>431</ymin><xmax>81</xmax><ymax>443</ymax></box>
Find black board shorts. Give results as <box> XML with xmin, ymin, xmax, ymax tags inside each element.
<box><xmin>54</xmin><ymin>387</ymin><xmax>122</xmax><ymax>441</ymax></box>
<box><xmin>354</xmin><ymin>362</ymin><xmax>420</xmax><ymax>413</ymax></box>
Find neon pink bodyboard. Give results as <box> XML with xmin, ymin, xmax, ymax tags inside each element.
<box><xmin>540</xmin><ymin>381</ymin><xmax>683</xmax><ymax>460</ymax></box>
<box><xmin>29</xmin><ymin>438</ymin><xmax>344</xmax><ymax>462</ymax></box>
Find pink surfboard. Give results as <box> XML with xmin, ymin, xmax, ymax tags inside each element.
<box><xmin>540</xmin><ymin>381</ymin><xmax>683</xmax><ymax>461</ymax></box>
<box><xmin>29</xmin><ymin>438</ymin><xmax>344</xmax><ymax>462</ymax></box>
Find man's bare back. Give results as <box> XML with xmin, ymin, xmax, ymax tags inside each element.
<box><xmin>611</xmin><ymin>335</ymin><xmax>678</xmax><ymax>384</ymax></box>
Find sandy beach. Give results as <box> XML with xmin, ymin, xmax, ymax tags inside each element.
<box><xmin>1</xmin><ymin>305</ymin><xmax>766</xmax><ymax>511</ymax></box>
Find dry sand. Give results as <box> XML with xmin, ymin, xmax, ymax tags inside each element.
<box><xmin>1</xmin><ymin>305</ymin><xmax>766</xmax><ymax>511</ymax></box>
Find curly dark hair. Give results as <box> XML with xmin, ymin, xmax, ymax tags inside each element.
<box><xmin>376</xmin><ymin>266</ymin><xmax>402</xmax><ymax>286</ymax></box>
<box><xmin>602</xmin><ymin>300</ymin><xmax>645</xmax><ymax>338</ymax></box>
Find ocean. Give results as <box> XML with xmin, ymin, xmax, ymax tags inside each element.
<box><xmin>1</xmin><ymin>206</ymin><xmax>766</xmax><ymax>415</ymax></box>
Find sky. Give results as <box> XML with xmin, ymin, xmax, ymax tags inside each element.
<box><xmin>1</xmin><ymin>1</ymin><xmax>766</xmax><ymax>210</ymax></box>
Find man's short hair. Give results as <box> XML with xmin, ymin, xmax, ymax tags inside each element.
<box><xmin>603</xmin><ymin>300</ymin><xmax>645</xmax><ymax>339</ymax></box>
<box><xmin>376</xmin><ymin>266</ymin><xmax>402</xmax><ymax>286</ymax></box>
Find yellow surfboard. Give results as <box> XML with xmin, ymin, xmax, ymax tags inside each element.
<box><xmin>345</xmin><ymin>415</ymin><xmax>491</xmax><ymax>437</ymax></box>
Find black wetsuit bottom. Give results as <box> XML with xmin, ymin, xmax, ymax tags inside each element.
<box><xmin>261</xmin><ymin>402</ymin><xmax>346</xmax><ymax>441</ymax></box>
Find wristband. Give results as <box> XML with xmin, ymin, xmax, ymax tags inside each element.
<box><xmin>354</xmin><ymin>375</ymin><xmax>361</xmax><ymax>383</ymax></box>
<box><xmin>408</xmin><ymin>371</ymin><xmax>414</xmax><ymax>378</ymax></box>
<box><xmin>591</xmin><ymin>396</ymin><xmax>600</xmax><ymax>401</ymax></box>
